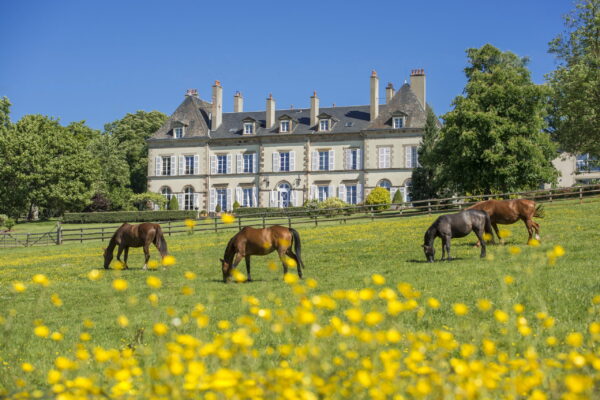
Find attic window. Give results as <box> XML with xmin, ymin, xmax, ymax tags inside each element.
<box><xmin>319</xmin><ymin>119</ymin><xmax>330</xmax><ymax>132</ymax></box>
<box><xmin>243</xmin><ymin>122</ymin><xmax>254</xmax><ymax>135</ymax></box>
<box><xmin>280</xmin><ymin>120</ymin><xmax>290</xmax><ymax>133</ymax></box>
<box><xmin>344</xmin><ymin>122</ymin><xmax>354</xmax><ymax>127</ymax></box>
<box><xmin>393</xmin><ymin>117</ymin><xmax>405</xmax><ymax>129</ymax></box>
<box><xmin>174</xmin><ymin>127</ymin><xmax>184</xmax><ymax>138</ymax></box>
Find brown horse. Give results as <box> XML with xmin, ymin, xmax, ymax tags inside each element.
<box><xmin>220</xmin><ymin>225</ymin><xmax>305</xmax><ymax>283</ymax></box>
<box><xmin>103</xmin><ymin>223</ymin><xmax>168</xmax><ymax>270</ymax></box>
<box><xmin>468</xmin><ymin>199</ymin><xmax>544</xmax><ymax>244</ymax></box>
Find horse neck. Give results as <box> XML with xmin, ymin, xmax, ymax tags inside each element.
<box><xmin>424</xmin><ymin>226</ymin><xmax>437</xmax><ymax>246</ymax></box>
<box><xmin>106</xmin><ymin>236</ymin><xmax>118</xmax><ymax>253</ymax></box>
<box><xmin>223</xmin><ymin>236</ymin><xmax>237</xmax><ymax>264</ymax></box>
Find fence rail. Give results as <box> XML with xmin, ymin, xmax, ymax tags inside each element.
<box><xmin>2</xmin><ymin>184</ymin><xmax>600</xmax><ymax>248</ymax></box>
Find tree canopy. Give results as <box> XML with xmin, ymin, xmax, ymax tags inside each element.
<box><xmin>433</xmin><ymin>44</ymin><xmax>558</xmax><ymax>195</ymax></box>
<box><xmin>410</xmin><ymin>108</ymin><xmax>445</xmax><ymax>201</ymax></box>
<box><xmin>547</xmin><ymin>0</ymin><xmax>600</xmax><ymax>156</ymax></box>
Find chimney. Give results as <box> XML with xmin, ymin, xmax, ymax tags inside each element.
<box><xmin>211</xmin><ymin>80</ymin><xmax>223</xmax><ymax>130</ymax></box>
<box><xmin>370</xmin><ymin>70</ymin><xmax>379</xmax><ymax>121</ymax></box>
<box><xmin>233</xmin><ymin>91</ymin><xmax>243</xmax><ymax>112</ymax></box>
<box><xmin>385</xmin><ymin>83</ymin><xmax>395</xmax><ymax>103</ymax></box>
<box><xmin>310</xmin><ymin>91</ymin><xmax>319</xmax><ymax>127</ymax></box>
<box><xmin>266</xmin><ymin>93</ymin><xmax>276</xmax><ymax>129</ymax></box>
<box><xmin>410</xmin><ymin>69</ymin><xmax>426</xmax><ymax>110</ymax></box>
<box><xmin>185</xmin><ymin>88</ymin><xmax>198</xmax><ymax>97</ymax></box>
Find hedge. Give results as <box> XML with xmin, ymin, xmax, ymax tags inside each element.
<box><xmin>63</xmin><ymin>210</ymin><xmax>197</xmax><ymax>224</ymax></box>
<box><xmin>233</xmin><ymin>205</ymin><xmax>362</xmax><ymax>218</ymax></box>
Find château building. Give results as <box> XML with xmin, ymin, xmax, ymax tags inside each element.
<box><xmin>147</xmin><ymin>70</ymin><xmax>434</xmax><ymax>211</ymax></box>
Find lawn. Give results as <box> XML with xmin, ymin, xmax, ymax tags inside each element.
<box><xmin>1</xmin><ymin>198</ymin><xmax>600</xmax><ymax>399</ymax></box>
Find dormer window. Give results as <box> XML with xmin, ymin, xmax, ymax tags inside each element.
<box><xmin>243</xmin><ymin>122</ymin><xmax>254</xmax><ymax>135</ymax></box>
<box><xmin>319</xmin><ymin>119</ymin><xmax>330</xmax><ymax>131</ymax></box>
<box><xmin>174</xmin><ymin>127</ymin><xmax>184</xmax><ymax>138</ymax></box>
<box><xmin>393</xmin><ymin>117</ymin><xmax>404</xmax><ymax>129</ymax></box>
<box><xmin>280</xmin><ymin>120</ymin><xmax>290</xmax><ymax>133</ymax></box>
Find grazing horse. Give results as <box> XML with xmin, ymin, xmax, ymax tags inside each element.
<box><xmin>220</xmin><ymin>225</ymin><xmax>305</xmax><ymax>283</ymax></box>
<box><xmin>468</xmin><ymin>199</ymin><xmax>544</xmax><ymax>244</ymax></box>
<box><xmin>422</xmin><ymin>210</ymin><xmax>492</xmax><ymax>262</ymax></box>
<box><xmin>103</xmin><ymin>223</ymin><xmax>168</xmax><ymax>270</ymax></box>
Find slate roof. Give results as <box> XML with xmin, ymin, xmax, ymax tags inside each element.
<box><xmin>149</xmin><ymin>83</ymin><xmax>431</xmax><ymax>141</ymax></box>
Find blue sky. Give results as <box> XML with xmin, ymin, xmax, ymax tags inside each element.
<box><xmin>1</xmin><ymin>0</ymin><xmax>573</xmax><ymax>130</ymax></box>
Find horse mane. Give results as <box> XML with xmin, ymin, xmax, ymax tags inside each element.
<box><xmin>153</xmin><ymin>224</ymin><xmax>168</xmax><ymax>257</ymax></box>
<box><xmin>223</xmin><ymin>233</ymin><xmax>238</xmax><ymax>265</ymax></box>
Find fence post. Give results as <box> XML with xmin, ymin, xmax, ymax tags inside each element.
<box><xmin>101</xmin><ymin>227</ymin><xmax>105</xmax><ymax>242</ymax></box>
<box><xmin>263</xmin><ymin>216</ymin><xmax>266</xmax><ymax>228</ymax></box>
<box><xmin>80</xmin><ymin>228</ymin><xmax>83</xmax><ymax>243</ymax></box>
<box><xmin>56</xmin><ymin>222</ymin><xmax>62</xmax><ymax>245</ymax></box>
<box><xmin>314</xmin><ymin>216</ymin><xmax>318</xmax><ymax>227</ymax></box>
<box><xmin>238</xmin><ymin>217</ymin><xmax>242</xmax><ymax>231</ymax></box>
<box><xmin>427</xmin><ymin>202</ymin><xmax>431</xmax><ymax>215</ymax></box>
<box><xmin>214</xmin><ymin>218</ymin><xmax>218</xmax><ymax>233</ymax></box>
<box><xmin>26</xmin><ymin>233</ymin><xmax>30</xmax><ymax>247</ymax></box>
<box><xmin>288</xmin><ymin>217</ymin><xmax>292</xmax><ymax>229</ymax></box>
<box><xmin>168</xmin><ymin>221</ymin><xmax>172</xmax><ymax>236</ymax></box>
<box><xmin>580</xmin><ymin>187</ymin><xmax>583</xmax><ymax>204</ymax></box>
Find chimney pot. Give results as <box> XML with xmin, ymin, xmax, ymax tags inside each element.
<box><xmin>234</xmin><ymin>91</ymin><xmax>243</xmax><ymax>112</ymax></box>
<box><xmin>310</xmin><ymin>92</ymin><xmax>319</xmax><ymax>127</ymax></box>
<box><xmin>211</xmin><ymin>81</ymin><xmax>223</xmax><ymax>129</ymax></box>
<box><xmin>370</xmin><ymin>70</ymin><xmax>379</xmax><ymax>121</ymax></box>
<box><xmin>214</xmin><ymin>80</ymin><xmax>221</xmax><ymax>86</ymax></box>
<box><xmin>409</xmin><ymin>69</ymin><xmax>427</xmax><ymax>109</ymax></box>
<box><xmin>266</xmin><ymin>94</ymin><xmax>276</xmax><ymax>129</ymax></box>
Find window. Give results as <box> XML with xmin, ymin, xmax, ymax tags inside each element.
<box><xmin>319</xmin><ymin>119</ymin><xmax>330</xmax><ymax>131</ymax></box>
<box><xmin>280</xmin><ymin>152</ymin><xmax>290</xmax><ymax>172</ymax></box>
<box><xmin>243</xmin><ymin>122</ymin><xmax>254</xmax><ymax>135</ymax></box>
<box><xmin>174</xmin><ymin>127</ymin><xmax>184</xmax><ymax>138</ymax></box>
<box><xmin>161</xmin><ymin>156</ymin><xmax>172</xmax><ymax>176</ymax></box>
<box><xmin>217</xmin><ymin>155</ymin><xmax>227</xmax><ymax>174</ymax></box>
<box><xmin>280</xmin><ymin>120</ymin><xmax>290</xmax><ymax>133</ymax></box>
<box><xmin>378</xmin><ymin>147</ymin><xmax>391</xmax><ymax>169</ymax></box>
<box><xmin>378</xmin><ymin>179</ymin><xmax>392</xmax><ymax>191</ymax></box>
<box><xmin>346</xmin><ymin>185</ymin><xmax>357</xmax><ymax>205</ymax></box>
<box><xmin>318</xmin><ymin>186</ymin><xmax>329</xmax><ymax>202</ymax></box>
<box><xmin>278</xmin><ymin>182</ymin><xmax>291</xmax><ymax>208</ymax></box>
<box><xmin>393</xmin><ymin>117</ymin><xmax>404</xmax><ymax>129</ymax></box>
<box><xmin>184</xmin><ymin>155</ymin><xmax>194</xmax><ymax>175</ymax></box>
<box><xmin>576</xmin><ymin>154</ymin><xmax>600</xmax><ymax>172</ymax></box>
<box><xmin>405</xmin><ymin>146</ymin><xmax>419</xmax><ymax>168</ymax></box>
<box><xmin>160</xmin><ymin>186</ymin><xmax>173</xmax><ymax>201</ymax></box>
<box><xmin>243</xmin><ymin>153</ymin><xmax>255</xmax><ymax>173</ymax></box>
<box><xmin>404</xmin><ymin>179</ymin><xmax>413</xmax><ymax>202</ymax></box>
<box><xmin>242</xmin><ymin>188</ymin><xmax>254</xmax><ymax>207</ymax></box>
<box><xmin>216</xmin><ymin>189</ymin><xmax>227</xmax><ymax>211</ymax></box>
<box><xmin>319</xmin><ymin>151</ymin><xmax>330</xmax><ymax>171</ymax></box>
<box><xmin>183</xmin><ymin>186</ymin><xmax>195</xmax><ymax>210</ymax></box>
<box><xmin>347</xmin><ymin>148</ymin><xmax>360</xmax><ymax>170</ymax></box>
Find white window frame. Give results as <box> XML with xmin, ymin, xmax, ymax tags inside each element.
<box><xmin>319</xmin><ymin>119</ymin><xmax>330</xmax><ymax>132</ymax></box>
<box><xmin>393</xmin><ymin>117</ymin><xmax>404</xmax><ymax>129</ymax></box>
<box><xmin>317</xmin><ymin>186</ymin><xmax>330</xmax><ymax>202</ymax></box>
<box><xmin>183</xmin><ymin>186</ymin><xmax>195</xmax><ymax>210</ymax></box>
<box><xmin>161</xmin><ymin>156</ymin><xmax>172</xmax><ymax>176</ymax></box>
<box><xmin>405</xmin><ymin>145</ymin><xmax>419</xmax><ymax>168</ymax></box>
<box><xmin>184</xmin><ymin>155</ymin><xmax>194</xmax><ymax>175</ymax></box>
<box><xmin>280</xmin><ymin>120</ymin><xmax>290</xmax><ymax>133</ymax></box>
<box><xmin>243</xmin><ymin>153</ymin><xmax>255</xmax><ymax>173</ymax></box>
<box><xmin>243</xmin><ymin>122</ymin><xmax>254</xmax><ymax>135</ymax></box>
<box><xmin>346</xmin><ymin>184</ymin><xmax>358</xmax><ymax>205</ymax></box>
<box><xmin>378</xmin><ymin>147</ymin><xmax>391</xmax><ymax>169</ymax></box>
<box><xmin>174</xmin><ymin>127</ymin><xmax>184</xmax><ymax>138</ymax></box>
<box><xmin>242</xmin><ymin>187</ymin><xmax>254</xmax><ymax>207</ymax></box>
<box><xmin>319</xmin><ymin>151</ymin><xmax>329</xmax><ymax>171</ymax></box>
<box><xmin>280</xmin><ymin>152</ymin><xmax>290</xmax><ymax>172</ymax></box>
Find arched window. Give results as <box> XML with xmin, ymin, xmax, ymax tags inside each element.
<box><xmin>403</xmin><ymin>179</ymin><xmax>413</xmax><ymax>202</ymax></box>
<box><xmin>160</xmin><ymin>186</ymin><xmax>173</xmax><ymax>201</ymax></box>
<box><xmin>377</xmin><ymin>179</ymin><xmax>392</xmax><ymax>191</ymax></box>
<box><xmin>277</xmin><ymin>182</ymin><xmax>292</xmax><ymax>208</ymax></box>
<box><xmin>183</xmin><ymin>186</ymin><xmax>195</xmax><ymax>210</ymax></box>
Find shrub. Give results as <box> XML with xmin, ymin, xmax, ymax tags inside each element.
<box><xmin>233</xmin><ymin>201</ymin><xmax>241</xmax><ymax>211</ymax></box>
<box><xmin>215</xmin><ymin>204</ymin><xmax>222</xmax><ymax>213</ymax></box>
<box><xmin>0</xmin><ymin>214</ymin><xmax>8</xmax><ymax>227</ymax></box>
<box><xmin>319</xmin><ymin>197</ymin><xmax>349</xmax><ymax>216</ymax></box>
<box><xmin>392</xmin><ymin>188</ymin><xmax>403</xmax><ymax>204</ymax></box>
<box><xmin>84</xmin><ymin>193</ymin><xmax>111</xmax><ymax>212</ymax></box>
<box><xmin>131</xmin><ymin>192</ymin><xmax>167</xmax><ymax>211</ymax></box>
<box><xmin>365</xmin><ymin>187</ymin><xmax>391</xmax><ymax>211</ymax></box>
<box><xmin>168</xmin><ymin>196</ymin><xmax>179</xmax><ymax>211</ymax></box>
<box><xmin>62</xmin><ymin>210</ymin><xmax>196</xmax><ymax>224</ymax></box>
<box><xmin>4</xmin><ymin>217</ymin><xmax>15</xmax><ymax>230</ymax></box>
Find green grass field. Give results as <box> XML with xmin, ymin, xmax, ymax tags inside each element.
<box><xmin>1</xmin><ymin>199</ymin><xmax>600</xmax><ymax>399</ymax></box>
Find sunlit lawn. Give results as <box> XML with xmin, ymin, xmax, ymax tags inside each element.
<box><xmin>1</xmin><ymin>198</ymin><xmax>600</xmax><ymax>398</ymax></box>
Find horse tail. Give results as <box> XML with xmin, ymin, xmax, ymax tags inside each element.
<box><xmin>289</xmin><ymin>228</ymin><xmax>305</xmax><ymax>269</ymax></box>
<box><xmin>154</xmin><ymin>225</ymin><xmax>168</xmax><ymax>257</ymax></box>
<box><xmin>534</xmin><ymin>204</ymin><xmax>545</xmax><ymax>218</ymax></box>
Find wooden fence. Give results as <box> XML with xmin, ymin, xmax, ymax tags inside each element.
<box><xmin>2</xmin><ymin>184</ymin><xmax>599</xmax><ymax>248</ymax></box>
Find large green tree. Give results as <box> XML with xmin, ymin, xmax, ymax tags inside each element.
<box><xmin>104</xmin><ymin>111</ymin><xmax>167</xmax><ymax>193</ymax></box>
<box><xmin>547</xmin><ymin>0</ymin><xmax>600</xmax><ymax>156</ymax></box>
<box><xmin>0</xmin><ymin>115</ymin><xmax>98</xmax><ymax>218</ymax></box>
<box><xmin>411</xmin><ymin>108</ymin><xmax>445</xmax><ymax>200</ymax></box>
<box><xmin>432</xmin><ymin>44</ymin><xmax>558</xmax><ymax>195</ymax></box>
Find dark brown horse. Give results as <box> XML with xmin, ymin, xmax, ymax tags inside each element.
<box><xmin>220</xmin><ymin>225</ymin><xmax>305</xmax><ymax>283</ymax></box>
<box><xmin>103</xmin><ymin>223</ymin><xmax>168</xmax><ymax>270</ymax></box>
<box><xmin>468</xmin><ymin>199</ymin><xmax>544</xmax><ymax>244</ymax></box>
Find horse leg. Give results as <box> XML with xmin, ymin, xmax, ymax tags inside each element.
<box><xmin>278</xmin><ymin>248</ymin><xmax>289</xmax><ymax>276</ymax></box>
<box><xmin>440</xmin><ymin>237</ymin><xmax>447</xmax><ymax>261</ymax></box>
<box><xmin>116</xmin><ymin>245</ymin><xmax>126</xmax><ymax>269</ymax></box>
<box><xmin>533</xmin><ymin>221</ymin><xmax>541</xmax><ymax>241</ymax></box>
<box><xmin>492</xmin><ymin>222</ymin><xmax>502</xmax><ymax>245</ymax></box>
<box><xmin>286</xmin><ymin>249</ymin><xmax>303</xmax><ymax>279</ymax></box>
<box><xmin>474</xmin><ymin>228</ymin><xmax>487</xmax><ymax>258</ymax></box>
<box><xmin>444</xmin><ymin>235</ymin><xmax>452</xmax><ymax>261</ymax></box>
<box><xmin>523</xmin><ymin>218</ymin><xmax>534</xmax><ymax>243</ymax></box>
<box><xmin>124</xmin><ymin>247</ymin><xmax>129</xmax><ymax>269</ymax></box>
<box><xmin>143</xmin><ymin>244</ymin><xmax>150</xmax><ymax>270</ymax></box>
<box><xmin>245</xmin><ymin>255</ymin><xmax>252</xmax><ymax>282</ymax></box>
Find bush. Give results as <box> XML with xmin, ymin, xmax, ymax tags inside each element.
<box><xmin>3</xmin><ymin>217</ymin><xmax>15</xmax><ymax>230</ymax></box>
<box><xmin>168</xmin><ymin>196</ymin><xmax>179</xmax><ymax>211</ymax></box>
<box><xmin>319</xmin><ymin>197</ymin><xmax>349</xmax><ymax>216</ymax></box>
<box><xmin>233</xmin><ymin>201</ymin><xmax>241</xmax><ymax>211</ymax></box>
<box><xmin>131</xmin><ymin>192</ymin><xmax>166</xmax><ymax>211</ymax></box>
<box><xmin>84</xmin><ymin>193</ymin><xmax>111</xmax><ymax>212</ymax></box>
<box><xmin>392</xmin><ymin>188</ymin><xmax>403</xmax><ymax>204</ymax></box>
<box><xmin>365</xmin><ymin>187</ymin><xmax>391</xmax><ymax>211</ymax></box>
<box><xmin>215</xmin><ymin>204</ymin><xmax>221</xmax><ymax>213</ymax></box>
<box><xmin>62</xmin><ymin>210</ymin><xmax>197</xmax><ymax>224</ymax></box>
<box><xmin>0</xmin><ymin>214</ymin><xmax>8</xmax><ymax>227</ymax></box>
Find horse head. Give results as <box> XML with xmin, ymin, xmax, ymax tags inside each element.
<box><xmin>422</xmin><ymin>244</ymin><xmax>435</xmax><ymax>263</ymax></box>
<box><xmin>103</xmin><ymin>247</ymin><xmax>113</xmax><ymax>269</ymax></box>
<box><xmin>220</xmin><ymin>258</ymin><xmax>231</xmax><ymax>283</ymax></box>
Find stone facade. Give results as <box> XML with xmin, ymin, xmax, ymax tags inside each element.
<box><xmin>147</xmin><ymin>70</ymin><xmax>432</xmax><ymax>211</ymax></box>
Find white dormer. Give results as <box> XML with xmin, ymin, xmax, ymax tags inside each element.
<box><xmin>317</xmin><ymin>112</ymin><xmax>333</xmax><ymax>132</ymax></box>
<box><xmin>393</xmin><ymin>117</ymin><xmax>404</xmax><ymax>129</ymax></box>
<box><xmin>174</xmin><ymin>127</ymin><xmax>184</xmax><ymax>138</ymax></box>
<box><xmin>278</xmin><ymin>114</ymin><xmax>295</xmax><ymax>133</ymax></box>
<box><xmin>242</xmin><ymin>117</ymin><xmax>256</xmax><ymax>135</ymax></box>
<box><xmin>280</xmin><ymin>120</ymin><xmax>290</xmax><ymax>132</ymax></box>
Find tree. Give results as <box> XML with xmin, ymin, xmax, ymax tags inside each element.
<box><xmin>364</xmin><ymin>187</ymin><xmax>391</xmax><ymax>211</ymax></box>
<box><xmin>131</xmin><ymin>192</ymin><xmax>166</xmax><ymax>210</ymax></box>
<box><xmin>0</xmin><ymin>97</ymin><xmax>11</xmax><ymax>131</ymax></box>
<box><xmin>411</xmin><ymin>108</ymin><xmax>444</xmax><ymax>200</ymax></box>
<box><xmin>547</xmin><ymin>0</ymin><xmax>600</xmax><ymax>156</ymax></box>
<box><xmin>433</xmin><ymin>44</ymin><xmax>558</xmax><ymax>195</ymax></box>
<box><xmin>104</xmin><ymin>111</ymin><xmax>168</xmax><ymax>193</ymax></box>
<box><xmin>0</xmin><ymin>115</ymin><xmax>98</xmax><ymax>218</ymax></box>
<box><xmin>168</xmin><ymin>196</ymin><xmax>179</xmax><ymax>211</ymax></box>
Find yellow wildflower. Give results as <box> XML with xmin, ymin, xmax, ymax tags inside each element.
<box><xmin>112</xmin><ymin>279</ymin><xmax>128</xmax><ymax>291</ymax></box>
<box><xmin>371</xmin><ymin>274</ymin><xmax>385</xmax><ymax>285</ymax></box>
<box><xmin>453</xmin><ymin>303</ymin><xmax>469</xmax><ymax>316</ymax></box>
<box><xmin>117</xmin><ymin>315</ymin><xmax>129</xmax><ymax>327</ymax></box>
<box><xmin>12</xmin><ymin>281</ymin><xmax>26</xmax><ymax>293</ymax></box>
<box><xmin>153</xmin><ymin>323</ymin><xmax>169</xmax><ymax>336</ymax></box>
<box><xmin>32</xmin><ymin>274</ymin><xmax>50</xmax><ymax>287</ymax></box>
<box><xmin>21</xmin><ymin>363</ymin><xmax>35</xmax><ymax>372</ymax></box>
<box><xmin>162</xmin><ymin>255</ymin><xmax>176</xmax><ymax>267</ymax></box>
<box><xmin>427</xmin><ymin>297</ymin><xmax>441</xmax><ymax>309</ymax></box>
<box><xmin>221</xmin><ymin>213</ymin><xmax>235</xmax><ymax>224</ymax></box>
<box><xmin>146</xmin><ymin>276</ymin><xmax>162</xmax><ymax>289</ymax></box>
<box><xmin>34</xmin><ymin>325</ymin><xmax>50</xmax><ymax>338</ymax></box>
<box><xmin>87</xmin><ymin>269</ymin><xmax>102</xmax><ymax>281</ymax></box>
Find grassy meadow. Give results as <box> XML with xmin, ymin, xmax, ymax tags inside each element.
<box><xmin>1</xmin><ymin>198</ymin><xmax>600</xmax><ymax>399</ymax></box>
